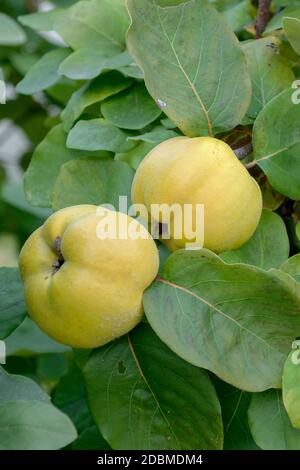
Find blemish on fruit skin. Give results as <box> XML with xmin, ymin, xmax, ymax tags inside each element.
<box><xmin>266</xmin><ymin>42</ymin><xmax>279</xmax><ymax>54</ymax></box>
<box><xmin>156</xmin><ymin>98</ymin><xmax>167</xmax><ymax>109</ymax></box>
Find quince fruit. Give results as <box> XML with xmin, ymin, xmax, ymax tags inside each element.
<box><xmin>19</xmin><ymin>205</ymin><xmax>159</xmax><ymax>348</ymax></box>
<box><xmin>132</xmin><ymin>136</ymin><xmax>262</xmax><ymax>253</ymax></box>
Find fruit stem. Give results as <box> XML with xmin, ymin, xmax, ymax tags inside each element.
<box><xmin>245</xmin><ymin>160</ymin><xmax>257</xmax><ymax>170</ymax></box>
<box><xmin>52</xmin><ymin>236</ymin><xmax>65</xmax><ymax>274</ymax></box>
<box><xmin>255</xmin><ymin>0</ymin><xmax>272</xmax><ymax>39</ymax></box>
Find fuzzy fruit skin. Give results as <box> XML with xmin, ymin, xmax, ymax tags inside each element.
<box><xmin>19</xmin><ymin>205</ymin><xmax>159</xmax><ymax>349</ymax></box>
<box><xmin>132</xmin><ymin>136</ymin><xmax>262</xmax><ymax>253</ymax></box>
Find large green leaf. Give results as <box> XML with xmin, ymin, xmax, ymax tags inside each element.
<box><xmin>248</xmin><ymin>390</ymin><xmax>300</xmax><ymax>450</ymax></box>
<box><xmin>283</xmin><ymin>17</ymin><xmax>300</xmax><ymax>55</ymax></box>
<box><xmin>252</xmin><ymin>88</ymin><xmax>300</xmax><ymax>200</ymax></box>
<box><xmin>0</xmin><ymin>400</ymin><xmax>77</xmax><ymax>450</ymax></box>
<box><xmin>0</xmin><ymin>366</ymin><xmax>49</xmax><ymax>403</ymax></box>
<box><xmin>101</xmin><ymin>82</ymin><xmax>162</xmax><ymax>130</ymax></box>
<box><xmin>59</xmin><ymin>49</ymin><xmax>134</xmax><ymax>80</ymax></box>
<box><xmin>51</xmin><ymin>158</ymin><xmax>134</xmax><ymax>211</ymax></box>
<box><xmin>16</xmin><ymin>49</ymin><xmax>71</xmax><ymax>95</ymax></box>
<box><xmin>127</xmin><ymin>0</ymin><xmax>251</xmax><ymax>136</ymax></box>
<box><xmin>24</xmin><ymin>124</ymin><xmax>109</xmax><ymax>208</ymax></box>
<box><xmin>83</xmin><ymin>324</ymin><xmax>223</xmax><ymax>450</ymax></box>
<box><xmin>144</xmin><ymin>249</ymin><xmax>300</xmax><ymax>391</ymax></box>
<box><xmin>54</xmin><ymin>0</ymin><xmax>129</xmax><ymax>54</ymax></box>
<box><xmin>0</xmin><ymin>268</ymin><xmax>26</xmax><ymax>340</ymax></box>
<box><xmin>67</xmin><ymin>119</ymin><xmax>135</xmax><ymax>152</ymax></box>
<box><xmin>243</xmin><ymin>37</ymin><xmax>294</xmax><ymax>119</ymax></box>
<box><xmin>283</xmin><ymin>349</ymin><xmax>300</xmax><ymax>429</ymax></box>
<box><xmin>61</xmin><ymin>71</ymin><xmax>132</xmax><ymax>131</ymax></box>
<box><xmin>220</xmin><ymin>209</ymin><xmax>289</xmax><ymax>270</ymax></box>
<box><xmin>0</xmin><ymin>366</ymin><xmax>76</xmax><ymax>450</ymax></box>
<box><xmin>213</xmin><ymin>378</ymin><xmax>259</xmax><ymax>450</ymax></box>
<box><xmin>0</xmin><ymin>13</ymin><xmax>26</xmax><ymax>46</ymax></box>
<box><xmin>281</xmin><ymin>255</ymin><xmax>300</xmax><ymax>283</ymax></box>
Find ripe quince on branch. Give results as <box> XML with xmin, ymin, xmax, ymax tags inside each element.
<box><xmin>19</xmin><ymin>205</ymin><xmax>159</xmax><ymax>348</ymax></box>
<box><xmin>132</xmin><ymin>136</ymin><xmax>262</xmax><ymax>253</ymax></box>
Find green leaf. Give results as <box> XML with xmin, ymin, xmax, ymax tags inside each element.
<box><xmin>115</xmin><ymin>141</ymin><xmax>156</xmax><ymax>170</ymax></box>
<box><xmin>59</xmin><ymin>49</ymin><xmax>134</xmax><ymax>80</ymax></box>
<box><xmin>54</xmin><ymin>0</ymin><xmax>129</xmax><ymax>54</ymax></box>
<box><xmin>16</xmin><ymin>49</ymin><xmax>71</xmax><ymax>95</ymax></box>
<box><xmin>248</xmin><ymin>390</ymin><xmax>300</xmax><ymax>450</ymax></box>
<box><xmin>0</xmin><ymin>13</ymin><xmax>26</xmax><ymax>46</ymax></box>
<box><xmin>72</xmin><ymin>425</ymin><xmax>111</xmax><ymax>450</ymax></box>
<box><xmin>281</xmin><ymin>255</ymin><xmax>300</xmax><ymax>283</ymax></box>
<box><xmin>18</xmin><ymin>9</ymin><xmax>65</xmax><ymax>31</ymax></box>
<box><xmin>213</xmin><ymin>378</ymin><xmax>259</xmax><ymax>450</ymax></box>
<box><xmin>5</xmin><ymin>317</ymin><xmax>70</xmax><ymax>356</ymax></box>
<box><xmin>144</xmin><ymin>249</ymin><xmax>300</xmax><ymax>392</ymax></box>
<box><xmin>61</xmin><ymin>71</ymin><xmax>132</xmax><ymax>131</ymax></box>
<box><xmin>24</xmin><ymin>124</ymin><xmax>109</xmax><ymax>208</ymax></box>
<box><xmin>53</xmin><ymin>364</ymin><xmax>92</xmax><ymax>432</ymax></box>
<box><xmin>67</xmin><ymin>118</ymin><xmax>135</xmax><ymax>152</ymax></box>
<box><xmin>265</xmin><ymin>6</ymin><xmax>300</xmax><ymax>33</ymax></box>
<box><xmin>51</xmin><ymin>158</ymin><xmax>134</xmax><ymax>211</ymax></box>
<box><xmin>127</xmin><ymin>0</ymin><xmax>251</xmax><ymax>136</ymax></box>
<box><xmin>2</xmin><ymin>182</ymin><xmax>51</xmax><ymax>219</ymax></box>
<box><xmin>243</xmin><ymin>37</ymin><xmax>294</xmax><ymax>119</ymax></box>
<box><xmin>101</xmin><ymin>82</ymin><xmax>162</xmax><ymax>130</ymax></box>
<box><xmin>0</xmin><ymin>268</ymin><xmax>26</xmax><ymax>340</ymax></box>
<box><xmin>283</xmin><ymin>17</ymin><xmax>300</xmax><ymax>56</ymax></box>
<box><xmin>283</xmin><ymin>350</ymin><xmax>300</xmax><ymax>429</ymax></box>
<box><xmin>252</xmin><ymin>88</ymin><xmax>300</xmax><ymax>200</ymax></box>
<box><xmin>0</xmin><ymin>367</ymin><xmax>49</xmax><ymax>403</ymax></box>
<box><xmin>0</xmin><ymin>400</ymin><xmax>77</xmax><ymax>450</ymax></box>
<box><xmin>220</xmin><ymin>209</ymin><xmax>289</xmax><ymax>270</ymax></box>
<box><xmin>83</xmin><ymin>323</ymin><xmax>223</xmax><ymax>450</ymax></box>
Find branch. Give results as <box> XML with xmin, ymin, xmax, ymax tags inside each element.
<box><xmin>255</xmin><ymin>0</ymin><xmax>272</xmax><ymax>39</ymax></box>
<box><xmin>245</xmin><ymin>160</ymin><xmax>257</xmax><ymax>170</ymax></box>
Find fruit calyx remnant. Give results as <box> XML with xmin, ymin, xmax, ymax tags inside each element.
<box><xmin>52</xmin><ymin>236</ymin><xmax>65</xmax><ymax>274</ymax></box>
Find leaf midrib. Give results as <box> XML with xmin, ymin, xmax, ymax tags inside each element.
<box><xmin>127</xmin><ymin>333</ymin><xmax>180</xmax><ymax>448</ymax></box>
<box><xmin>153</xmin><ymin>0</ymin><xmax>213</xmax><ymax>135</ymax></box>
<box><xmin>157</xmin><ymin>276</ymin><xmax>278</xmax><ymax>353</ymax></box>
